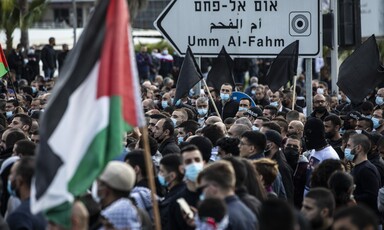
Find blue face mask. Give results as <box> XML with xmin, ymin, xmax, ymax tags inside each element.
<box><xmin>199</xmin><ymin>193</ymin><xmax>205</xmax><ymax>201</ymax></box>
<box><xmin>220</xmin><ymin>93</ymin><xmax>230</xmax><ymax>101</ymax></box>
<box><xmin>344</xmin><ymin>148</ymin><xmax>354</xmax><ymax>161</ymax></box>
<box><xmin>252</xmin><ymin>125</ymin><xmax>259</xmax><ymax>131</ymax></box>
<box><xmin>170</xmin><ymin>98</ymin><xmax>174</xmax><ymax>105</ymax></box>
<box><xmin>175</xmin><ymin>99</ymin><xmax>181</xmax><ymax>106</ymax></box>
<box><xmin>251</xmin><ymin>90</ymin><xmax>256</xmax><ymax>95</ymax></box>
<box><xmin>270</xmin><ymin>101</ymin><xmax>279</xmax><ymax>107</ymax></box>
<box><xmin>177</xmin><ymin>136</ymin><xmax>184</xmax><ymax>144</ymax></box>
<box><xmin>171</xmin><ymin>117</ymin><xmax>178</xmax><ymax>127</ymax></box>
<box><xmin>31</xmin><ymin>86</ymin><xmax>37</xmax><ymax>94</ymax></box>
<box><xmin>5</xmin><ymin>111</ymin><xmax>12</xmax><ymax>119</ymax></box>
<box><xmin>238</xmin><ymin>107</ymin><xmax>247</xmax><ymax>112</ymax></box>
<box><xmin>158</xmin><ymin>175</ymin><xmax>168</xmax><ymax>187</ymax></box>
<box><xmin>346</xmin><ymin>97</ymin><xmax>351</xmax><ymax>104</ymax></box>
<box><xmin>198</xmin><ymin>108</ymin><xmax>208</xmax><ymax>116</ymax></box>
<box><xmin>162</xmin><ymin>101</ymin><xmax>169</xmax><ymax>109</ymax></box>
<box><xmin>185</xmin><ymin>162</ymin><xmax>204</xmax><ymax>182</ymax></box>
<box><xmin>7</xmin><ymin>180</ymin><xmax>16</xmax><ymax>197</ymax></box>
<box><xmin>372</xmin><ymin>117</ymin><xmax>381</xmax><ymax>129</ymax></box>
<box><xmin>376</xmin><ymin>96</ymin><xmax>384</xmax><ymax>106</ymax></box>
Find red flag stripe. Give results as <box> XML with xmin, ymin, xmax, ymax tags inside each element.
<box><xmin>0</xmin><ymin>45</ymin><xmax>9</xmax><ymax>69</ymax></box>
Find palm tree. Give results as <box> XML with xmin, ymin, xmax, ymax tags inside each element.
<box><xmin>0</xmin><ymin>0</ymin><xmax>46</xmax><ymax>52</ymax></box>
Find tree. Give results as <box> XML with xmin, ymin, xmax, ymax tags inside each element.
<box><xmin>0</xmin><ymin>0</ymin><xmax>46</xmax><ymax>52</ymax></box>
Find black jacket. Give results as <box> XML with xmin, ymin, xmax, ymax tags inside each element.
<box><xmin>41</xmin><ymin>44</ymin><xmax>57</xmax><ymax>70</ymax></box>
<box><xmin>158</xmin><ymin>137</ymin><xmax>180</xmax><ymax>156</ymax></box>
<box><xmin>216</xmin><ymin>99</ymin><xmax>239</xmax><ymax>120</ymax></box>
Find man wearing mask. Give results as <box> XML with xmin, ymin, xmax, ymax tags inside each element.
<box><xmin>153</xmin><ymin>118</ymin><xmax>180</xmax><ymax>156</ymax></box>
<box><xmin>158</xmin><ymin>154</ymin><xmax>185</xmax><ymax>229</ymax></box>
<box><xmin>346</xmin><ymin>134</ymin><xmax>381</xmax><ymax>221</ymax></box>
<box><xmin>171</xmin><ymin>108</ymin><xmax>188</xmax><ymax>128</ymax></box>
<box><xmin>304</xmin><ymin>118</ymin><xmax>339</xmax><ymax>194</ymax></box>
<box><xmin>7</xmin><ymin>157</ymin><xmax>47</xmax><ymax>229</ymax></box>
<box><xmin>310</xmin><ymin>94</ymin><xmax>330</xmax><ymax>121</ymax></box>
<box><xmin>341</xmin><ymin>111</ymin><xmax>361</xmax><ymax>132</ymax></box>
<box><xmin>238</xmin><ymin>98</ymin><xmax>251</xmax><ymax>113</ymax></box>
<box><xmin>195</xmin><ymin>97</ymin><xmax>210</xmax><ymax>127</ymax></box>
<box><xmin>373</xmin><ymin>108</ymin><xmax>384</xmax><ymax>133</ymax></box>
<box><xmin>375</xmin><ymin>87</ymin><xmax>384</xmax><ymax>109</ymax></box>
<box><xmin>216</xmin><ymin>83</ymin><xmax>239</xmax><ymax>120</ymax></box>
<box><xmin>252</xmin><ymin>85</ymin><xmax>270</xmax><ymax>107</ymax></box>
<box><xmin>168</xmin><ymin>145</ymin><xmax>205</xmax><ymax>230</ymax></box>
<box><xmin>269</xmin><ymin>91</ymin><xmax>290</xmax><ymax>114</ymax></box>
<box><xmin>177</xmin><ymin>121</ymin><xmax>199</xmax><ymax>144</ymax></box>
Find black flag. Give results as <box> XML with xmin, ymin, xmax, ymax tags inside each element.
<box><xmin>265</xmin><ymin>40</ymin><xmax>299</xmax><ymax>92</ymax></box>
<box><xmin>337</xmin><ymin>35</ymin><xmax>384</xmax><ymax>104</ymax></box>
<box><xmin>206</xmin><ymin>46</ymin><xmax>236</xmax><ymax>91</ymax></box>
<box><xmin>173</xmin><ymin>46</ymin><xmax>203</xmax><ymax>104</ymax></box>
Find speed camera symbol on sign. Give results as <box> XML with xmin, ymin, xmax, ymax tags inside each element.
<box><xmin>289</xmin><ymin>12</ymin><xmax>311</xmax><ymax>37</ymax></box>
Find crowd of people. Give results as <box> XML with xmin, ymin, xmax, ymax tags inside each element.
<box><xmin>0</xmin><ymin>39</ymin><xmax>383</xmax><ymax>230</ymax></box>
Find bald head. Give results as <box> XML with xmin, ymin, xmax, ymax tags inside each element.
<box><xmin>228</xmin><ymin>124</ymin><xmax>251</xmax><ymax>139</ymax></box>
<box><xmin>288</xmin><ymin>120</ymin><xmax>304</xmax><ymax>137</ymax></box>
<box><xmin>205</xmin><ymin>116</ymin><xmax>223</xmax><ymax>125</ymax></box>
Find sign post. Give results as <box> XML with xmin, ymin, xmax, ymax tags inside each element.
<box><xmin>155</xmin><ymin>0</ymin><xmax>321</xmax><ymax>57</ymax></box>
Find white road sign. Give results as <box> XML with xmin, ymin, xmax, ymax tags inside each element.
<box><xmin>154</xmin><ymin>0</ymin><xmax>321</xmax><ymax>57</ymax></box>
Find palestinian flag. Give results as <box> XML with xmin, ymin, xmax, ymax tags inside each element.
<box><xmin>30</xmin><ymin>0</ymin><xmax>145</xmax><ymax>227</ymax></box>
<box><xmin>0</xmin><ymin>45</ymin><xmax>9</xmax><ymax>77</ymax></box>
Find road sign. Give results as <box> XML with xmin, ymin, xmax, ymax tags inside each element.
<box><xmin>154</xmin><ymin>0</ymin><xmax>321</xmax><ymax>57</ymax></box>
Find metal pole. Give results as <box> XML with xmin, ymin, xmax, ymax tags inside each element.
<box><xmin>72</xmin><ymin>0</ymin><xmax>77</xmax><ymax>46</ymax></box>
<box><xmin>331</xmin><ymin>0</ymin><xmax>339</xmax><ymax>95</ymax></box>
<box><xmin>305</xmin><ymin>58</ymin><xmax>313</xmax><ymax>116</ymax></box>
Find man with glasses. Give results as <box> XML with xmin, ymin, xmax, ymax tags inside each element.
<box><xmin>239</xmin><ymin>131</ymin><xmax>266</xmax><ymax>160</ymax></box>
<box><xmin>310</xmin><ymin>94</ymin><xmax>331</xmax><ymax>121</ymax></box>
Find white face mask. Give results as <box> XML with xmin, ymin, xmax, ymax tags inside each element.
<box><xmin>316</xmin><ymin>88</ymin><xmax>324</xmax><ymax>95</ymax></box>
<box><xmin>91</xmin><ymin>181</ymin><xmax>101</xmax><ymax>203</ymax></box>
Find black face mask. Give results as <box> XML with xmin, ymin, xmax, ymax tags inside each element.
<box><xmin>314</xmin><ymin>106</ymin><xmax>327</xmax><ymax>114</ymax></box>
<box><xmin>284</xmin><ymin>147</ymin><xmax>299</xmax><ymax>169</ymax></box>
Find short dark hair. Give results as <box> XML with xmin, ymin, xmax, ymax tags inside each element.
<box><xmin>264</xmin><ymin>105</ymin><xmax>278</xmax><ymax>115</ymax></box>
<box><xmin>188</xmin><ymin>136</ymin><xmax>212</xmax><ymax>162</ymax></box>
<box><xmin>13</xmin><ymin>114</ymin><xmax>32</xmax><ymax>132</ymax></box>
<box><xmin>160</xmin><ymin>154</ymin><xmax>183</xmax><ymax>182</ymax></box>
<box><xmin>349</xmin><ymin>134</ymin><xmax>371</xmax><ymax>154</ymax></box>
<box><xmin>6</xmin><ymin>99</ymin><xmax>18</xmax><ymax>107</ymax></box>
<box><xmin>241</xmin><ymin>131</ymin><xmax>266</xmax><ymax>152</ymax></box>
<box><xmin>14</xmin><ymin>140</ymin><xmax>36</xmax><ymax>157</ymax></box>
<box><xmin>5</xmin><ymin>128</ymin><xmax>26</xmax><ymax>149</ymax></box>
<box><xmin>149</xmin><ymin>113</ymin><xmax>167</xmax><ymax>120</ymax></box>
<box><xmin>15</xmin><ymin>157</ymin><xmax>35</xmax><ymax>188</ymax></box>
<box><xmin>201</xmin><ymin>124</ymin><xmax>225</xmax><ymax>146</ymax></box>
<box><xmin>181</xmin><ymin>144</ymin><xmax>201</xmax><ymax>156</ymax></box>
<box><xmin>198</xmin><ymin>198</ymin><xmax>227</xmax><ymax>223</ymax></box>
<box><xmin>179</xmin><ymin>120</ymin><xmax>199</xmax><ymax>135</ymax></box>
<box><xmin>305</xmin><ymin>187</ymin><xmax>335</xmax><ymax>217</ymax></box>
<box><xmin>216</xmin><ymin>137</ymin><xmax>240</xmax><ymax>156</ymax></box>
<box><xmin>124</xmin><ymin>149</ymin><xmax>147</xmax><ymax>177</ymax></box>
<box><xmin>239</xmin><ymin>98</ymin><xmax>251</xmax><ymax>105</ymax></box>
<box><xmin>262</xmin><ymin>122</ymin><xmax>281</xmax><ymax>134</ymax></box>
<box><xmin>311</xmin><ymin>159</ymin><xmax>344</xmax><ymax>188</ymax></box>
<box><xmin>138</xmin><ymin>135</ymin><xmax>158</xmax><ymax>156</ymax></box>
<box><xmin>324</xmin><ymin>114</ymin><xmax>342</xmax><ymax>127</ymax></box>
<box><xmin>197</xmin><ymin>161</ymin><xmax>235</xmax><ymax>190</ymax></box>
<box><xmin>162</xmin><ymin>118</ymin><xmax>175</xmax><ymax>136</ymax></box>
<box><xmin>334</xmin><ymin>206</ymin><xmax>378</xmax><ymax>230</ymax></box>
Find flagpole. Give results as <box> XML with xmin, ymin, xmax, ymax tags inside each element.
<box><xmin>292</xmin><ymin>75</ymin><xmax>297</xmax><ymax>110</ymax></box>
<box><xmin>5</xmin><ymin>72</ymin><xmax>19</xmax><ymax>105</ymax></box>
<box><xmin>141</xmin><ymin>127</ymin><xmax>161</xmax><ymax>230</ymax></box>
<box><xmin>201</xmin><ymin>78</ymin><xmax>221</xmax><ymax>119</ymax></box>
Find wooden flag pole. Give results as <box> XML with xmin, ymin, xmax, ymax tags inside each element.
<box><xmin>141</xmin><ymin>127</ymin><xmax>161</xmax><ymax>230</ymax></box>
<box><xmin>201</xmin><ymin>78</ymin><xmax>221</xmax><ymax>119</ymax></box>
<box><xmin>5</xmin><ymin>72</ymin><xmax>19</xmax><ymax>105</ymax></box>
<box><xmin>292</xmin><ymin>75</ymin><xmax>297</xmax><ymax>111</ymax></box>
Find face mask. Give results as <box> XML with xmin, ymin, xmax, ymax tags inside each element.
<box><xmin>31</xmin><ymin>86</ymin><xmax>37</xmax><ymax>94</ymax></box>
<box><xmin>91</xmin><ymin>181</ymin><xmax>101</xmax><ymax>203</ymax></box>
<box><xmin>270</xmin><ymin>101</ymin><xmax>279</xmax><ymax>107</ymax></box>
<box><xmin>252</xmin><ymin>125</ymin><xmax>259</xmax><ymax>131</ymax></box>
<box><xmin>7</xmin><ymin>180</ymin><xmax>16</xmax><ymax>197</ymax></box>
<box><xmin>158</xmin><ymin>175</ymin><xmax>168</xmax><ymax>187</ymax></box>
<box><xmin>337</xmin><ymin>94</ymin><xmax>342</xmax><ymax>101</ymax></box>
<box><xmin>344</xmin><ymin>148</ymin><xmax>355</xmax><ymax>161</ymax></box>
<box><xmin>162</xmin><ymin>101</ymin><xmax>169</xmax><ymax>109</ymax></box>
<box><xmin>185</xmin><ymin>162</ymin><xmax>204</xmax><ymax>182</ymax></box>
<box><xmin>251</xmin><ymin>90</ymin><xmax>256</xmax><ymax>95</ymax></box>
<box><xmin>372</xmin><ymin>117</ymin><xmax>381</xmax><ymax>129</ymax></box>
<box><xmin>346</xmin><ymin>97</ymin><xmax>351</xmax><ymax>104</ymax></box>
<box><xmin>238</xmin><ymin>107</ymin><xmax>247</xmax><ymax>112</ymax></box>
<box><xmin>199</xmin><ymin>193</ymin><xmax>205</xmax><ymax>201</ymax></box>
<box><xmin>162</xmin><ymin>50</ymin><xmax>169</xmax><ymax>55</ymax></box>
<box><xmin>284</xmin><ymin>147</ymin><xmax>299</xmax><ymax>169</ymax></box>
<box><xmin>171</xmin><ymin>117</ymin><xmax>178</xmax><ymax>127</ymax></box>
<box><xmin>170</xmin><ymin>98</ymin><xmax>174</xmax><ymax>105</ymax></box>
<box><xmin>177</xmin><ymin>136</ymin><xmax>184</xmax><ymax>144</ymax></box>
<box><xmin>220</xmin><ymin>93</ymin><xmax>230</xmax><ymax>101</ymax></box>
<box><xmin>314</xmin><ymin>106</ymin><xmax>327</xmax><ymax>114</ymax></box>
<box><xmin>316</xmin><ymin>88</ymin><xmax>324</xmax><ymax>95</ymax></box>
<box><xmin>5</xmin><ymin>111</ymin><xmax>12</xmax><ymax>118</ymax></box>
<box><xmin>154</xmin><ymin>99</ymin><xmax>159</xmax><ymax>105</ymax></box>
<box><xmin>377</xmin><ymin>96</ymin><xmax>384</xmax><ymax>106</ymax></box>
<box><xmin>198</xmin><ymin>108</ymin><xmax>208</xmax><ymax>116</ymax></box>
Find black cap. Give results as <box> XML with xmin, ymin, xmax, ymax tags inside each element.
<box><xmin>341</xmin><ymin>111</ymin><xmax>362</xmax><ymax>121</ymax></box>
<box><xmin>245</xmin><ymin>107</ymin><xmax>263</xmax><ymax>119</ymax></box>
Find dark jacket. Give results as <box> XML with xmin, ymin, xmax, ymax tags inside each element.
<box><xmin>216</xmin><ymin>99</ymin><xmax>239</xmax><ymax>120</ymax></box>
<box><xmin>225</xmin><ymin>195</ymin><xmax>258</xmax><ymax>230</ymax></box>
<box><xmin>168</xmin><ymin>187</ymin><xmax>199</xmax><ymax>230</ymax></box>
<box><xmin>41</xmin><ymin>44</ymin><xmax>57</xmax><ymax>70</ymax></box>
<box><xmin>158</xmin><ymin>137</ymin><xmax>180</xmax><ymax>156</ymax></box>
<box><xmin>160</xmin><ymin>182</ymin><xmax>186</xmax><ymax>230</ymax></box>
<box><xmin>236</xmin><ymin>187</ymin><xmax>261</xmax><ymax>219</ymax></box>
<box><xmin>272</xmin><ymin>150</ymin><xmax>294</xmax><ymax>203</ymax></box>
